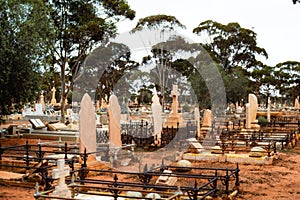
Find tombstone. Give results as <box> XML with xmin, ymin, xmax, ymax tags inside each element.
<box><xmin>35</xmin><ymin>103</ymin><xmax>44</xmax><ymax>115</ymax></box>
<box><xmin>107</xmin><ymin>95</ymin><xmax>122</xmax><ymax>147</ymax></box>
<box><xmin>295</xmin><ymin>97</ymin><xmax>299</xmax><ymax>109</ymax></box>
<box><xmin>202</xmin><ymin>109</ymin><xmax>212</xmax><ymax>127</ymax></box>
<box><xmin>194</xmin><ymin>107</ymin><xmax>201</xmax><ymax>139</ymax></box>
<box><xmin>186</xmin><ymin>138</ymin><xmax>204</xmax><ymax>153</ymax></box>
<box><xmin>29</xmin><ymin>119</ymin><xmax>46</xmax><ymax>129</ymax></box>
<box><xmin>249</xmin><ymin>146</ymin><xmax>266</xmax><ymax>157</ymax></box>
<box><xmin>50</xmin><ymin>87</ymin><xmax>57</xmax><ymax>106</ymax></box>
<box><xmin>39</xmin><ymin>94</ymin><xmax>45</xmax><ymax>112</ymax></box>
<box><xmin>52</xmin><ymin>159</ymin><xmax>71</xmax><ymax>199</ymax></box>
<box><xmin>155</xmin><ymin>169</ymin><xmax>177</xmax><ymax>186</ymax></box>
<box><xmin>246</xmin><ymin>94</ymin><xmax>259</xmax><ymax>129</ymax></box>
<box><xmin>151</xmin><ymin>88</ymin><xmax>162</xmax><ymax>144</ymax></box>
<box><xmin>163</xmin><ymin>85</ymin><xmax>182</xmax><ymax>127</ymax></box>
<box><xmin>79</xmin><ymin>93</ymin><xmax>97</xmax><ymax>160</ymax></box>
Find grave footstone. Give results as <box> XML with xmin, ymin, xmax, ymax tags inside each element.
<box><xmin>52</xmin><ymin>159</ymin><xmax>71</xmax><ymax>199</ymax></box>
<box><xmin>107</xmin><ymin>95</ymin><xmax>122</xmax><ymax>147</ymax></box>
<box><xmin>79</xmin><ymin>93</ymin><xmax>97</xmax><ymax>160</ymax></box>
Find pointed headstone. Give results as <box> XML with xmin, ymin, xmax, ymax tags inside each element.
<box><xmin>108</xmin><ymin>95</ymin><xmax>122</xmax><ymax>147</ymax></box>
<box><xmin>79</xmin><ymin>93</ymin><xmax>96</xmax><ymax>159</ymax></box>
<box><xmin>152</xmin><ymin>88</ymin><xmax>162</xmax><ymax>143</ymax></box>
<box><xmin>50</xmin><ymin>87</ymin><xmax>57</xmax><ymax>106</ymax></box>
<box><xmin>194</xmin><ymin>107</ymin><xmax>200</xmax><ymax>138</ymax></box>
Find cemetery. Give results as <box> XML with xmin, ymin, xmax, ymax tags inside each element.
<box><xmin>1</xmin><ymin>1</ymin><xmax>300</xmax><ymax>199</ymax></box>
<box><xmin>1</xmin><ymin>86</ymin><xmax>300</xmax><ymax>199</ymax></box>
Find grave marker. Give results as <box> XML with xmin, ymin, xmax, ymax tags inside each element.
<box><xmin>50</xmin><ymin>87</ymin><xmax>57</xmax><ymax>106</ymax></box>
<box><xmin>108</xmin><ymin>95</ymin><xmax>122</xmax><ymax>147</ymax></box>
<box><xmin>52</xmin><ymin>159</ymin><xmax>71</xmax><ymax>199</ymax></box>
<box><xmin>79</xmin><ymin>93</ymin><xmax>97</xmax><ymax>159</ymax></box>
<box><xmin>151</xmin><ymin>88</ymin><xmax>162</xmax><ymax>144</ymax></box>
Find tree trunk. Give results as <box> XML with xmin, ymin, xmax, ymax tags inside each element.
<box><xmin>60</xmin><ymin>64</ymin><xmax>66</xmax><ymax>124</ymax></box>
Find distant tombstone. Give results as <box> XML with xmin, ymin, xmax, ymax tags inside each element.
<box><xmin>155</xmin><ymin>170</ymin><xmax>177</xmax><ymax>186</ymax></box>
<box><xmin>35</xmin><ymin>104</ymin><xmax>43</xmax><ymax>115</ymax></box>
<box><xmin>202</xmin><ymin>109</ymin><xmax>212</xmax><ymax>127</ymax></box>
<box><xmin>186</xmin><ymin>138</ymin><xmax>204</xmax><ymax>153</ymax></box>
<box><xmin>164</xmin><ymin>85</ymin><xmax>182</xmax><ymax>127</ymax></box>
<box><xmin>79</xmin><ymin>93</ymin><xmax>96</xmax><ymax>160</ymax></box>
<box><xmin>39</xmin><ymin>94</ymin><xmax>45</xmax><ymax>111</ymax></box>
<box><xmin>52</xmin><ymin>159</ymin><xmax>71</xmax><ymax>199</ymax></box>
<box><xmin>194</xmin><ymin>107</ymin><xmax>201</xmax><ymax>138</ymax></box>
<box><xmin>151</xmin><ymin>88</ymin><xmax>162</xmax><ymax>143</ymax></box>
<box><xmin>107</xmin><ymin>95</ymin><xmax>122</xmax><ymax>147</ymax></box>
<box><xmin>295</xmin><ymin>97</ymin><xmax>299</xmax><ymax>109</ymax></box>
<box><xmin>50</xmin><ymin>87</ymin><xmax>57</xmax><ymax>106</ymax></box>
<box><xmin>246</xmin><ymin>94</ymin><xmax>259</xmax><ymax>129</ymax></box>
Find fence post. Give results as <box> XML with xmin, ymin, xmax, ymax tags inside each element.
<box><xmin>38</xmin><ymin>140</ymin><xmax>42</xmax><ymax>163</ymax></box>
<box><xmin>0</xmin><ymin>143</ymin><xmax>2</xmax><ymax>160</ymax></box>
<box><xmin>64</xmin><ymin>142</ymin><xmax>68</xmax><ymax>160</ymax></box>
<box><xmin>213</xmin><ymin>170</ymin><xmax>218</xmax><ymax>197</ymax></box>
<box><xmin>235</xmin><ymin>163</ymin><xmax>240</xmax><ymax>188</ymax></box>
<box><xmin>225</xmin><ymin>168</ymin><xmax>229</xmax><ymax>195</ymax></box>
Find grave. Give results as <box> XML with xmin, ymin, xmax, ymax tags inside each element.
<box><xmin>155</xmin><ymin>169</ymin><xmax>177</xmax><ymax>186</ymax></box>
<box><xmin>29</xmin><ymin>119</ymin><xmax>46</xmax><ymax>129</ymax></box>
<box><xmin>79</xmin><ymin>93</ymin><xmax>97</xmax><ymax>160</ymax></box>
<box><xmin>151</xmin><ymin>88</ymin><xmax>162</xmax><ymax>145</ymax></box>
<box><xmin>50</xmin><ymin>87</ymin><xmax>57</xmax><ymax>106</ymax></box>
<box><xmin>200</xmin><ymin>109</ymin><xmax>212</xmax><ymax>138</ymax></box>
<box><xmin>107</xmin><ymin>95</ymin><xmax>122</xmax><ymax>148</ymax></box>
<box><xmin>52</xmin><ymin>159</ymin><xmax>71</xmax><ymax>199</ymax></box>
<box><xmin>163</xmin><ymin>85</ymin><xmax>183</xmax><ymax>128</ymax></box>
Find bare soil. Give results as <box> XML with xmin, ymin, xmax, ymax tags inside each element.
<box><xmin>1</xmin><ymin>133</ymin><xmax>300</xmax><ymax>199</ymax></box>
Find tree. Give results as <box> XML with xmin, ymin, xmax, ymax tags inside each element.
<box><xmin>0</xmin><ymin>0</ymin><xmax>54</xmax><ymax>116</ymax></box>
<box><xmin>274</xmin><ymin>61</ymin><xmax>300</xmax><ymax>102</ymax></box>
<box><xmin>45</xmin><ymin>0</ymin><xmax>135</xmax><ymax>122</ymax></box>
<box><xmin>193</xmin><ymin>20</ymin><xmax>268</xmax><ymax>71</ymax></box>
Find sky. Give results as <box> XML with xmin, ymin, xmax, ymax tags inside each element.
<box><xmin>117</xmin><ymin>0</ymin><xmax>300</xmax><ymax>66</ymax></box>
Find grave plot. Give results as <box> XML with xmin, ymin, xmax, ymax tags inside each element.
<box><xmin>0</xmin><ymin>139</ymin><xmax>79</xmax><ymax>190</ymax></box>
<box><xmin>34</xmin><ymin>154</ymin><xmax>240</xmax><ymax>200</ymax></box>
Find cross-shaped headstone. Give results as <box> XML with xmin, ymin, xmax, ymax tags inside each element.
<box><xmin>52</xmin><ymin>159</ymin><xmax>71</xmax><ymax>198</ymax></box>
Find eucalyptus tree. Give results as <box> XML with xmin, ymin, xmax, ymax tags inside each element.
<box><xmin>45</xmin><ymin>0</ymin><xmax>135</xmax><ymax>122</ymax></box>
<box><xmin>0</xmin><ymin>0</ymin><xmax>54</xmax><ymax>116</ymax></box>
<box><xmin>274</xmin><ymin>61</ymin><xmax>300</xmax><ymax>102</ymax></box>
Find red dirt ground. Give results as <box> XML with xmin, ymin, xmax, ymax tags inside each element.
<box><xmin>1</xmin><ymin>123</ymin><xmax>300</xmax><ymax>199</ymax></box>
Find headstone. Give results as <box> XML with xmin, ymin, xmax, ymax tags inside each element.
<box><xmin>52</xmin><ymin>159</ymin><xmax>71</xmax><ymax>199</ymax></box>
<box><xmin>194</xmin><ymin>107</ymin><xmax>201</xmax><ymax>138</ymax></box>
<box><xmin>176</xmin><ymin>160</ymin><xmax>191</xmax><ymax>172</ymax></box>
<box><xmin>295</xmin><ymin>97</ymin><xmax>299</xmax><ymax>109</ymax></box>
<box><xmin>35</xmin><ymin>103</ymin><xmax>43</xmax><ymax>115</ymax></box>
<box><xmin>163</xmin><ymin>85</ymin><xmax>182</xmax><ymax>127</ymax></box>
<box><xmin>202</xmin><ymin>109</ymin><xmax>212</xmax><ymax>127</ymax></box>
<box><xmin>39</xmin><ymin>94</ymin><xmax>45</xmax><ymax>112</ymax></box>
<box><xmin>79</xmin><ymin>93</ymin><xmax>97</xmax><ymax>160</ymax></box>
<box><xmin>29</xmin><ymin>119</ymin><xmax>46</xmax><ymax>129</ymax></box>
<box><xmin>155</xmin><ymin>170</ymin><xmax>177</xmax><ymax>186</ymax></box>
<box><xmin>107</xmin><ymin>95</ymin><xmax>122</xmax><ymax>147</ymax></box>
<box><xmin>246</xmin><ymin>94</ymin><xmax>259</xmax><ymax>129</ymax></box>
<box><xmin>50</xmin><ymin>87</ymin><xmax>57</xmax><ymax>106</ymax></box>
<box><xmin>151</xmin><ymin>88</ymin><xmax>162</xmax><ymax>144</ymax></box>
<box><xmin>186</xmin><ymin>138</ymin><xmax>204</xmax><ymax>153</ymax></box>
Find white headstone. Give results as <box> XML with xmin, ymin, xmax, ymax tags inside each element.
<box><xmin>79</xmin><ymin>93</ymin><xmax>97</xmax><ymax>159</ymax></box>
<box><xmin>246</xmin><ymin>94</ymin><xmax>259</xmax><ymax>129</ymax></box>
<box><xmin>108</xmin><ymin>95</ymin><xmax>122</xmax><ymax>147</ymax></box>
<box><xmin>35</xmin><ymin>104</ymin><xmax>43</xmax><ymax>115</ymax></box>
<box><xmin>194</xmin><ymin>107</ymin><xmax>200</xmax><ymax>138</ymax></box>
<box><xmin>151</xmin><ymin>88</ymin><xmax>162</xmax><ymax>143</ymax></box>
<box><xmin>52</xmin><ymin>159</ymin><xmax>71</xmax><ymax>199</ymax></box>
<box><xmin>295</xmin><ymin>97</ymin><xmax>299</xmax><ymax>109</ymax></box>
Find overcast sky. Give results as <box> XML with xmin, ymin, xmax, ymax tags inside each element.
<box><xmin>117</xmin><ymin>0</ymin><xmax>300</xmax><ymax>66</ymax></box>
